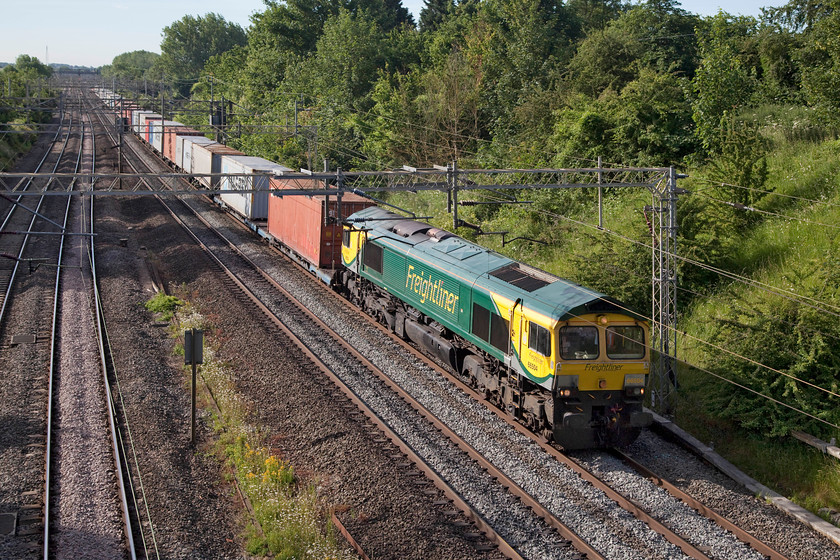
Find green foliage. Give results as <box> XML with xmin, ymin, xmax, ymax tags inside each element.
<box><xmin>795</xmin><ymin>7</ymin><xmax>840</xmax><ymax>123</ymax></box>
<box><xmin>158</xmin><ymin>13</ymin><xmax>247</xmax><ymax>96</ymax></box>
<box><xmin>101</xmin><ymin>50</ymin><xmax>160</xmax><ymax>82</ymax></box>
<box><xmin>681</xmin><ymin>136</ymin><xmax>840</xmax><ymax>440</ymax></box>
<box><xmin>692</xmin><ymin>13</ymin><xmax>758</xmax><ymax>152</ymax></box>
<box><xmin>704</xmin><ymin>114</ymin><xmax>769</xmax><ymax>226</ymax></box>
<box><xmin>747</xmin><ymin>104</ymin><xmax>838</xmax><ymax>146</ymax></box>
<box><xmin>614</xmin><ymin>0</ymin><xmax>701</xmax><ymax>77</ymax></box>
<box><xmin>144</xmin><ymin>292</ymin><xmax>184</xmax><ymax>321</ymax></box>
<box><xmin>754</xmin><ymin>26</ymin><xmax>801</xmax><ymax>103</ymax></box>
<box><xmin>567</xmin><ymin>24</ymin><xmax>640</xmax><ymax>96</ymax></box>
<box><xmin>0</xmin><ymin>55</ymin><xmax>55</xmax><ymax>136</ymax></box>
<box><xmin>569</xmin><ymin>228</ymin><xmax>652</xmax><ymax>313</ymax></box>
<box><xmin>566</xmin><ymin>0</ymin><xmax>624</xmax><ymax>31</ymax></box>
<box><xmin>698</xmin><ymin>272</ymin><xmax>840</xmax><ymax>438</ymax></box>
<box><xmin>420</xmin><ymin>0</ymin><xmax>456</xmax><ymax>31</ymax></box>
<box><xmin>228</xmin><ymin>437</ymin><xmax>347</xmax><ymax>558</ymax></box>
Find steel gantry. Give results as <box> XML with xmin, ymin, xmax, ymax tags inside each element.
<box><xmin>0</xmin><ymin>164</ymin><xmax>681</xmax><ymax>414</ymax></box>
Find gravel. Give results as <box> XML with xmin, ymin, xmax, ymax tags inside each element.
<box><xmin>51</xmin><ymin>151</ymin><xmax>126</xmax><ymax>559</ymax></box>
<box><xmin>180</xmin><ymin>194</ymin><xmax>840</xmax><ymax>560</ymax></box>
<box><xmin>627</xmin><ymin>430</ymin><xmax>840</xmax><ymax>560</ymax></box>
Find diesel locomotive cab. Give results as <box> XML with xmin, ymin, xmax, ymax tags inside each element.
<box><xmin>552</xmin><ymin>314</ymin><xmax>652</xmax><ymax>449</ymax></box>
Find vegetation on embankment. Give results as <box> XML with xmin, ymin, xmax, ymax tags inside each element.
<box><xmin>110</xmin><ymin>0</ymin><xmax>840</xmax><ymax>521</ymax></box>
<box><xmin>1</xmin><ymin>54</ymin><xmax>55</xmax><ymax>170</ymax></box>
<box><xmin>148</xmin><ymin>293</ymin><xmax>353</xmax><ymax>558</ymax></box>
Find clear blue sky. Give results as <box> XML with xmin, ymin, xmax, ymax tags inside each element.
<box><xmin>1</xmin><ymin>0</ymin><xmax>784</xmax><ymax>68</ymax></box>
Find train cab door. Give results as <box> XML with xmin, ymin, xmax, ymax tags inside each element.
<box><xmin>523</xmin><ymin>318</ymin><xmax>554</xmax><ymax>388</ymax></box>
<box><xmin>341</xmin><ymin>226</ymin><xmax>366</xmax><ymax>273</ymax></box>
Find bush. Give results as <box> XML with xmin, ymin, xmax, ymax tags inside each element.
<box><xmin>144</xmin><ymin>292</ymin><xmax>184</xmax><ymax>321</ymax></box>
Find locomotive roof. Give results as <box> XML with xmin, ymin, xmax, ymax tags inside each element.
<box><xmin>346</xmin><ymin>206</ymin><xmax>643</xmax><ymax>323</ymax></box>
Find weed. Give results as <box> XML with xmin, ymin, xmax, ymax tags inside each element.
<box><xmin>144</xmin><ymin>292</ymin><xmax>184</xmax><ymax>321</ymax></box>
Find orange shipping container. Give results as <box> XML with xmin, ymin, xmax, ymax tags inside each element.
<box><xmin>163</xmin><ymin>127</ymin><xmax>205</xmax><ymax>163</ymax></box>
<box><xmin>267</xmin><ymin>177</ymin><xmax>374</xmax><ymax>270</ymax></box>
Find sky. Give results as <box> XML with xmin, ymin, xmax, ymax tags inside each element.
<box><xmin>1</xmin><ymin>0</ymin><xmax>786</xmax><ymax>68</ymax></box>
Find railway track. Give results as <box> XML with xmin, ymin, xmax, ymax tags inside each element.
<box><xmin>109</xmin><ymin>122</ymin><xmax>788</xmax><ymax>559</ymax></box>
<box><xmin>37</xmin><ymin>86</ymin><xmax>835</xmax><ymax>560</ymax></box>
<box><xmin>98</xmin><ymin>95</ymin><xmax>505</xmax><ymax>558</ymax></box>
<box><xmin>0</xmin><ymin>109</ymin><xmax>66</xmax><ymax>326</ymax></box>
<box><xmin>83</xmin><ymin>83</ymin><xmax>245</xmax><ymax>559</ymax></box>
<box><xmin>44</xmin><ymin>91</ymin><xmax>136</xmax><ymax>559</ymax></box>
<box><xmin>0</xmin><ymin>87</ymin><xmax>135</xmax><ymax>559</ymax></box>
<box><xmin>179</xmin><ymin>196</ymin><xmax>794</xmax><ymax>559</ymax></box>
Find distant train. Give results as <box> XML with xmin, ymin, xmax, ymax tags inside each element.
<box><xmin>93</xmin><ymin>87</ymin><xmax>652</xmax><ymax>449</ymax></box>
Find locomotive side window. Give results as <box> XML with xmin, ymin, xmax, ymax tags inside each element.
<box><xmin>606</xmin><ymin>326</ymin><xmax>645</xmax><ymax>359</ymax></box>
<box><xmin>560</xmin><ymin>326</ymin><xmax>599</xmax><ymax>360</ymax></box>
<box><xmin>342</xmin><ymin>230</ymin><xmax>351</xmax><ymax>248</ymax></box>
<box><xmin>472</xmin><ymin>303</ymin><xmax>490</xmax><ymax>342</ymax></box>
<box><xmin>362</xmin><ymin>242</ymin><xmax>383</xmax><ymax>273</ymax></box>
<box><xmin>528</xmin><ymin>322</ymin><xmax>551</xmax><ymax>356</ymax></box>
<box><xmin>490</xmin><ymin>313</ymin><xmax>510</xmax><ymax>353</ymax></box>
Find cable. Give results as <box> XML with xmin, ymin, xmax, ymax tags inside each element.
<box><xmin>695</xmin><ymin>176</ymin><xmax>840</xmax><ymax>211</ymax></box>
<box><xmin>696</xmin><ymin>191</ymin><xmax>840</xmax><ymax>230</ymax></box>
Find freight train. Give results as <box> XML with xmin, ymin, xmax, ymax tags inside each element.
<box><xmin>92</xmin><ymin>87</ymin><xmax>652</xmax><ymax>449</ymax></box>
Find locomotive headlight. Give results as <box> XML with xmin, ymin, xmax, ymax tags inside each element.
<box><xmin>597</xmin><ymin>314</ymin><xmax>608</xmax><ymax>325</ymax></box>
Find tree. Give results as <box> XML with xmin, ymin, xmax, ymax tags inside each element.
<box><xmin>795</xmin><ymin>8</ymin><xmax>840</xmax><ymax>121</ymax></box>
<box><xmin>608</xmin><ymin>69</ymin><xmax>698</xmax><ymax>165</ymax></box>
<box><xmin>692</xmin><ymin>13</ymin><xmax>757</xmax><ymax>152</ymax></box>
<box><xmin>566</xmin><ymin>0</ymin><xmax>625</xmax><ymax>31</ymax></box>
<box><xmin>158</xmin><ymin>13</ymin><xmax>247</xmax><ymax>95</ymax></box>
<box><xmin>705</xmin><ymin>115</ymin><xmax>769</xmax><ymax>226</ymax></box>
<box><xmin>567</xmin><ymin>25</ymin><xmax>641</xmax><ymax>96</ymax></box>
<box><xmin>9</xmin><ymin>54</ymin><xmax>52</xmax><ymax>82</ymax></box>
<box><xmin>420</xmin><ymin>0</ymin><xmax>455</xmax><ymax>31</ymax></box>
<box><xmin>101</xmin><ymin>50</ymin><xmax>160</xmax><ymax>83</ymax></box>
<box><xmin>0</xmin><ymin>56</ymin><xmax>54</xmax><ymax>125</ymax></box>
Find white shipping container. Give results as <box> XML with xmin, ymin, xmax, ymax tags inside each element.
<box><xmin>150</xmin><ymin>120</ymin><xmax>181</xmax><ymax>152</ymax></box>
<box><xmin>177</xmin><ymin>135</ymin><xmax>214</xmax><ymax>173</ymax></box>
<box><xmin>132</xmin><ymin>111</ymin><xmax>154</xmax><ymax>134</ymax></box>
<box><xmin>178</xmin><ymin>136</ymin><xmax>216</xmax><ymax>173</ymax></box>
<box><xmin>191</xmin><ymin>142</ymin><xmax>243</xmax><ymax>189</ymax></box>
<box><xmin>219</xmin><ymin>155</ymin><xmax>290</xmax><ymax>220</ymax></box>
<box><xmin>136</xmin><ymin>112</ymin><xmax>161</xmax><ymax>140</ymax></box>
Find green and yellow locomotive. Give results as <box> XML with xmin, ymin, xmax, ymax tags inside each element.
<box><xmin>341</xmin><ymin>207</ymin><xmax>652</xmax><ymax>449</ymax></box>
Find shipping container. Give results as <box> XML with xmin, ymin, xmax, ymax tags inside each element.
<box><xmin>132</xmin><ymin>111</ymin><xmax>155</xmax><ymax>135</ymax></box>
<box><xmin>219</xmin><ymin>155</ymin><xmax>290</xmax><ymax>220</ymax></box>
<box><xmin>164</xmin><ymin>126</ymin><xmax>205</xmax><ymax>163</ymax></box>
<box><xmin>191</xmin><ymin>143</ymin><xmax>244</xmax><ymax>189</ymax></box>
<box><xmin>138</xmin><ymin>112</ymin><xmax>161</xmax><ymax>142</ymax></box>
<box><xmin>267</xmin><ymin>177</ymin><xmax>374</xmax><ymax>270</ymax></box>
<box><xmin>120</xmin><ymin>104</ymin><xmax>141</xmax><ymax>122</ymax></box>
<box><xmin>150</xmin><ymin>120</ymin><xmax>183</xmax><ymax>153</ymax></box>
<box><xmin>179</xmin><ymin>135</ymin><xmax>215</xmax><ymax>174</ymax></box>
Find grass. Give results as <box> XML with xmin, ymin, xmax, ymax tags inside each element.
<box><xmin>676</xmin><ymin>365</ymin><xmax>840</xmax><ymax>515</ymax></box>
<box><xmin>159</xmin><ymin>295</ymin><xmax>354</xmax><ymax>559</ymax></box>
<box><xmin>0</xmin><ymin>122</ymin><xmax>38</xmax><ymax>171</ymax></box>
<box><xmin>674</xmin><ymin>119</ymin><xmax>840</xmax><ymax>518</ymax></box>
<box><xmin>143</xmin><ymin>292</ymin><xmax>184</xmax><ymax>321</ymax></box>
